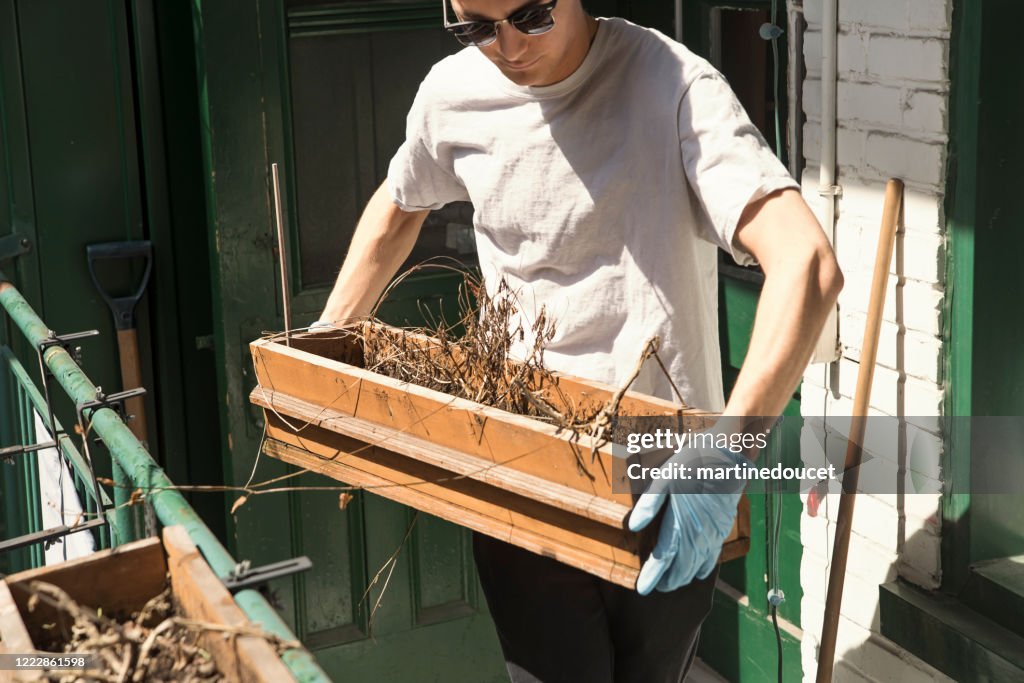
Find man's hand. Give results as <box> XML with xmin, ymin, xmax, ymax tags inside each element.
<box><xmin>306</xmin><ymin>320</ymin><xmax>351</xmax><ymax>336</ymax></box>
<box><xmin>627</xmin><ymin>431</ymin><xmax>753</xmax><ymax>595</ymax></box>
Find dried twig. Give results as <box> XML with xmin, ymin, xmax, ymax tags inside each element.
<box><xmin>359</xmin><ymin>511</ymin><xmax>420</xmax><ymax>639</ymax></box>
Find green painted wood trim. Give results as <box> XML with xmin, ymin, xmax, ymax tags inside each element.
<box><xmin>720</xmin><ymin>275</ymin><xmax>759</xmax><ymax>370</ymax></box>
<box><xmin>129</xmin><ymin>0</ymin><xmax>228</xmax><ymax>542</ymax></box>
<box><xmin>960</xmin><ymin>556</ymin><xmax>1024</xmax><ymax>638</ymax></box>
<box><xmin>126</xmin><ymin>0</ymin><xmax>177</xmax><ymax>474</ymax></box>
<box><xmin>191</xmin><ymin>0</ymin><xmax>296</xmax><ymax>559</ymax></box>
<box><xmin>192</xmin><ymin>0</ymin><xmax>307</xmax><ymax>634</ymax></box>
<box><xmin>288</xmin><ymin>2</ymin><xmax>440</xmax><ymax>37</ymax></box>
<box><xmin>0</xmin><ymin>0</ymin><xmax>46</xmax><ymax>378</ymax></box>
<box><xmin>879</xmin><ymin>580</ymin><xmax>1024</xmax><ymax>681</ymax></box>
<box><xmin>941</xmin><ymin>0</ymin><xmax>980</xmax><ymax>593</ymax></box>
<box><xmin>700</xmin><ymin>588</ymin><xmax>802</xmax><ymax>681</ymax></box>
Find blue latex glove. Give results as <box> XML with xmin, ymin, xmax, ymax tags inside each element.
<box><xmin>627</xmin><ymin>437</ymin><xmax>753</xmax><ymax>595</ymax></box>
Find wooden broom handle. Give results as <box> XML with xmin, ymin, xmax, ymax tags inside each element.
<box><xmin>815</xmin><ymin>178</ymin><xmax>903</xmax><ymax>682</ymax></box>
<box><xmin>116</xmin><ymin>328</ymin><xmax>149</xmax><ymax>444</ymax></box>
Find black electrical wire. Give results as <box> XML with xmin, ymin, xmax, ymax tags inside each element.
<box><xmin>750</xmin><ymin>1</ymin><xmax>787</xmax><ymax>677</ymax></box>
<box><xmin>772</xmin><ymin>603</ymin><xmax>784</xmax><ymax>683</ymax></box>
<box><xmin>767</xmin><ymin>1</ymin><xmax>785</xmax><ymax>673</ymax></box>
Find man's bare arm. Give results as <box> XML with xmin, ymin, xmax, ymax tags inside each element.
<box><xmin>318</xmin><ymin>180</ymin><xmax>430</xmax><ymax>325</ymax></box>
<box><xmin>723</xmin><ymin>188</ymin><xmax>844</xmax><ymax>421</ymax></box>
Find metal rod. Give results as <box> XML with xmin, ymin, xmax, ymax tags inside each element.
<box><xmin>0</xmin><ymin>518</ymin><xmax>107</xmax><ymax>554</ymax></box>
<box><xmin>0</xmin><ymin>280</ymin><xmax>329</xmax><ymax>683</ymax></box>
<box><xmin>815</xmin><ymin>179</ymin><xmax>903</xmax><ymax>682</ymax></box>
<box><xmin>1</xmin><ymin>347</ymin><xmax>115</xmax><ymax>548</ymax></box>
<box><xmin>0</xmin><ymin>441</ymin><xmax>56</xmax><ymax>457</ymax></box>
<box><xmin>271</xmin><ymin>163</ymin><xmax>292</xmax><ymax>347</ymax></box>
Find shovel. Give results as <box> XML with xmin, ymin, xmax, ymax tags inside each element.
<box><xmin>86</xmin><ymin>241</ymin><xmax>153</xmax><ymax>444</ymax></box>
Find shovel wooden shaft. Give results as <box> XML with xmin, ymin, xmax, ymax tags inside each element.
<box><xmin>116</xmin><ymin>327</ymin><xmax>148</xmax><ymax>443</ymax></box>
<box><xmin>815</xmin><ymin>178</ymin><xmax>903</xmax><ymax>682</ymax></box>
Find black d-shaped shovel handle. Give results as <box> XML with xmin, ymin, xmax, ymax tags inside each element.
<box><xmin>86</xmin><ymin>241</ymin><xmax>153</xmax><ymax>330</ymax></box>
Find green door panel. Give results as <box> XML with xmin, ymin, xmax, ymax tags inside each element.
<box><xmin>293</xmin><ymin>477</ymin><xmax>367</xmax><ymax>646</ymax></box>
<box><xmin>965</xmin><ymin>1</ymin><xmax>1024</xmax><ymax>564</ymax></box>
<box><xmin>285</xmin><ymin>18</ymin><xmax>460</xmax><ymax>294</ymax></box>
<box><xmin>9</xmin><ymin>0</ymin><xmax>151</xmax><ymax>407</ymax></box>
<box><xmin>135</xmin><ymin>0</ymin><xmax>227</xmax><ymax>538</ymax></box>
<box><xmin>0</xmin><ymin>0</ymin><xmax>164</xmax><ymax>558</ymax></box>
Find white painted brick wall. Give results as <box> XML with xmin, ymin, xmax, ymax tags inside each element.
<box><xmin>901</xmin><ymin>282</ymin><xmax>944</xmax><ymax>336</ymax></box>
<box><xmin>798</xmin><ymin>1</ymin><xmax>953</xmax><ymax>680</ymax></box>
<box><xmin>909</xmin><ymin>0</ymin><xmax>952</xmax><ymax>32</ymax></box>
<box><xmin>838</xmin><ymin>0</ymin><xmax>908</xmax><ymax>30</ymax></box>
<box><xmin>903</xmin><ymin>90</ymin><xmax>948</xmax><ymax>134</ymax></box>
<box><xmin>836</xmin><ymin>31</ymin><xmax>867</xmax><ymax>74</ymax></box>
<box><xmin>865</xmin><ymin>134</ymin><xmax>945</xmax><ymax>186</ymax></box>
<box><xmin>866</xmin><ymin>36</ymin><xmax>947</xmax><ymax>83</ymax></box>
<box><xmin>901</xmin><ymin>231</ymin><xmax>946</xmax><ymax>284</ymax></box>
<box><xmin>834</xmin><ymin>183</ymin><xmax>944</xmax><ymax>234</ymax></box>
<box><xmin>837</xmin><ymin>82</ymin><xmax>902</xmax><ymax>128</ymax></box>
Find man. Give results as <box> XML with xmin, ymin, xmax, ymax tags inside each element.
<box><xmin>316</xmin><ymin>0</ymin><xmax>842</xmax><ymax>680</ymax></box>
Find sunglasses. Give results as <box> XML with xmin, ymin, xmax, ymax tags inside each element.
<box><xmin>443</xmin><ymin>0</ymin><xmax>558</xmax><ymax>48</ymax></box>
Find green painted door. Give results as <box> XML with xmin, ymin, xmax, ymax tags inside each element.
<box><xmin>0</xmin><ymin>0</ymin><xmax>160</xmax><ymax>564</ymax></box>
<box><xmin>964</xmin><ymin>1</ymin><xmax>1024</xmax><ymax>564</ymax></box>
<box><xmin>192</xmin><ymin>2</ymin><xmax>505</xmax><ymax>679</ymax></box>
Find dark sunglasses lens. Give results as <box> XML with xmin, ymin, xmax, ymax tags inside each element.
<box><xmin>511</xmin><ymin>6</ymin><xmax>555</xmax><ymax>34</ymax></box>
<box><xmin>451</xmin><ymin>22</ymin><xmax>496</xmax><ymax>46</ymax></box>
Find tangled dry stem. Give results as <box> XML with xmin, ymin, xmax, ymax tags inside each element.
<box><xmin>356</xmin><ymin>270</ymin><xmax>662</xmax><ymax>472</ymax></box>
<box><xmin>22</xmin><ymin>580</ymin><xmax>298</xmax><ymax>683</ymax></box>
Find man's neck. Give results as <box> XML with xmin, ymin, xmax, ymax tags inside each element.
<box><xmin>540</xmin><ymin>13</ymin><xmax>599</xmax><ymax>86</ymax></box>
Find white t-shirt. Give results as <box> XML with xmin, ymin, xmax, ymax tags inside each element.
<box><xmin>387</xmin><ymin>17</ymin><xmax>798</xmax><ymax>412</ymax></box>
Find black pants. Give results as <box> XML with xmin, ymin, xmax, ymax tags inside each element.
<box><xmin>473</xmin><ymin>532</ymin><xmax>719</xmax><ymax>683</ymax></box>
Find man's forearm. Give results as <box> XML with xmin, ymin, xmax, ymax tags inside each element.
<box><xmin>319</xmin><ymin>181</ymin><xmax>430</xmax><ymax>325</ymax></box>
<box><xmin>723</xmin><ymin>189</ymin><xmax>844</xmax><ymax>424</ymax></box>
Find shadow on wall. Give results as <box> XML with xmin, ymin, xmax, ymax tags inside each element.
<box><xmin>816</xmin><ymin>519</ymin><xmax>956</xmax><ymax>682</ymax></box>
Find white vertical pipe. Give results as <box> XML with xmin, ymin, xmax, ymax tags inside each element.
<box><xmin>820</xmin><ymin>0</ymin><xmax>838</xmax><ymax>196</ymax></box>
<box><xmin>812</xmin><ymin>0</ymin><xmax>841</xmax><ymax>363</ymax></box>
<box><xmin>787</xmin><ymin>0</ymin><xmax>805</xmax><ymax>179</ymax></box>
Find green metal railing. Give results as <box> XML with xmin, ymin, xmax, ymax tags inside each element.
<box><xmin>0</xmin><ymin>279</ymin><xmax>331</xmax><ymax>683</ymax></box>
<box><xmin>0</xmin><ymin>346</ymin><xmax>115</xmax><ymax>567</ymax></box>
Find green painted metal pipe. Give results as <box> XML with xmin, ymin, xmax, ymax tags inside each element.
<box><xmin>0</xmin><ymin>282</ymin><xmax>330</xmax><ymax>683</ymax></box>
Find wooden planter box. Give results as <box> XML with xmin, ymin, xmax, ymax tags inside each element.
<box><xmin>249</xmin><ymin>326</ymin><xmax>750</xmax><ymax>589</ymax></box>
<box><xmin>0</xmin><ymin>526</ymin><xmax>293</xmax><ymax>683</ymax></box>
